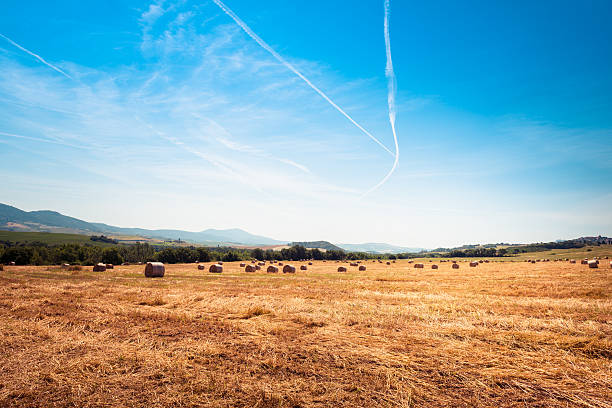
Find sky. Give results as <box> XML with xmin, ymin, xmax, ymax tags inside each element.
<box><xmin>0</xmin><ymin>0</ymin><xmax>611</xmax><ymax>248</ymax></box>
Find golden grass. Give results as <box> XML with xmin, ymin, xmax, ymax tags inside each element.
<box><xmin>0</xmin><ymin>257</ymin><xmax>611</xmax><ymax>407</ymax></box>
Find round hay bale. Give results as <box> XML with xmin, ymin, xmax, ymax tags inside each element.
<box><xmin>359</xmin><ymin>265</ymin><xmax>366</xmax><ymax>271</ymax></box>
<box><xmin>121</xmin><ymin>262</ymin><xmax>130</xmax><ymax>266</ymax></box>
<box><xmin>240</xmin><ymin>263</ymin><xmax>246</xmax><ymax>267</ymax></box>
<box><xmin>469</xmin><ymin>262</ymin><xmax>478</xmax><ymax>267</ymax></box>
<box><xmin>255</xmin><ymin>265</ymin><xmax>261</xmax><ymax>270</ymax></box>
<box><xmin>105</xmin><ymin>264</ymin><xmax>114</xmax><ymax>269</ymax></box>
<box><xmin>61</xmin><ymin>263</ymin><xmax>70</xmax><ymax>269</ymax></box>
<box><xmin>431</xmin><ymin>264</ymin><xmax>438</xmax><ymax>269</ymax></box>
<box><xmin>209</xmin><ymin>264</ymin><xmax>223</xmax><ymax>273</ymax></box>
<box><xmin>93</xmin><ymin>263</ymin><xmax>106</xmax><ymax>272</ymax></box>
<box><xmin>144</xmin><ymin>262</ymin><xmax>165</xmax><ymax>278</ymax></box>
<box><xmin>308</xmin><ymin>262</ymin><xmax>313</xmax><ymax>265</ymax></box>
<box><xmin>197</xmin><ymin>264</ymin><xmax>205</xmax><ymax>270</ymax></box>
<box><xmin>350</xmin><ymin>262</ymin><xmax>358</xmax><ymax>267</ymax></box>
<box><xmin>278</xmin><ymin>262</ymin><xmax>284</xmax><ymax>266</ymax></box>
<box><xmin>414</xmin><ymin>263</ymin><xmax>424</xmax><ymax>269</ymax></box>
<box><xmin>218</xmin><ymin>261</ymin><xmax>223</xmax><ymax>265</ymax></box>
<box><xmin>9</xmin><ymin>261</ymin><xmax>16</xmax><ymax>266</ymax></box>
<box><xmin>337</xmin><ymin>266</ymin><xmax>347</xmax><ymax>272</ymax></box>
<box><xmin>258</xmin><ymin>262</ymin><xmax>265</xmax><ymax>266</ymax></box>
<box><xmin>300</xmin><ymin>265</ymin><xmax>307</xmax><ymax>270</ymax></box>
<box><xmin>245</xmin><ymin>264</ymin><xmax>256</xmax><ymax>272</ymax></box>
<box><xmin>386</xmin><ymin>261</ymin><xmax>391</xmax><ymax>265</ymax></box>
<box><xmin>452</xmin><ymin>263</ymin><xmax>459</xmax><ymax>269</ymax></box>
<box><xmin>569</xmin><ymin>259</ymin><xmax>576</xmax><ymax>264</ymax></box>
<box><xmin>267</xmin><ymin>265</ymin><xmax>279</xmax><ymax>273</ymax></box>
<box><xmin>283</xmin><ymin>264</ymin><xmax>296</xmax><ymax>273</ymax></box>
<box><xmin>588</xmin><ymin>260</ymin><xmax>598</xmax><ymax>269</ymax></box>
<box><xmin>581</xmin><ymin>259</ymin><xmax>588</xmax><ymax>265</ymax></box>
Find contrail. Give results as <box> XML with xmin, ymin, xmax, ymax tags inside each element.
<box><xmin>211</xmin><ymin>0</ymin><xmax>395</xmax><ymax>157</ymax></box>
<box><xmin>0</xmin><ymin>33</ymin><xmax>73</xmax><ymax>79</ymax></box>
<box><xmin>362</xmin><ymin>0</ymin><xmax>400</xmax><ymax>195</ymax></box>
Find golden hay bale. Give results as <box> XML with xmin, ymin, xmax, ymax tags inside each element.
<box><xmin>267</xmin><ymin>265</ymin><xmax>279</xmax><ymax>273</ymax></box>
<box><xmin>530</xmin><ymin>260</ymin><xmax>536</xmax><ymax>264</ymax></box>
<box><xmin>569</xmin><ymin>259</ymin><xmax>576</xmax><ymax>264</ymax></box>
<box><xmin>300</xmin><ymin>265</ymin><xmax>307</xmax><ymax>270</ymax></box>
<box><xmin>308</xmin><ymin>262</ymin><xmax>313</xmax><ymax>265</ymax></box>
<box><xmin>350</xmin><ymin>262</ymin><xmax>358</xmax><ymax>267</ymax></box>
<box><xmin>414</xmin><ymin>263</ymin><xmax>424</xmax><ymax>269</ymax></box>
<box><xmin>144</xmin><ymin>262</ymin><xmax>165</xmax><ymax>278</ymax></box>
<box><xmin>392</xmin><ymin>260</ymin><xmax>396</xmax><ymax>263</ymax></box>
<box><xmin>359</xmin><ymin>265</ymin><xmax>367</xmax><ymax>271</ymax></box>
<box><xmin>581</xmin><ymin>259</ymin><xmax>588</xmax><ymax>265</ymax></box>
<box><xmin>283</xmin><ymin>264</ymin><xmax>296</xmax><ymax>273</ymax></box>
<box><xmin>61</xmin><ymin>263</ymin><xmax>70</xmax><ymax>269</ymax></box>
<box><xmin>93</xmin><ymin>263</ymin><xmax>106</xmax><ymax>272</ymax></box>
<box><xmin>255</xmin><ymin>265</ymin><xmax>261</xmax><ymax>270</ymax></box>
<box><xmin>386</xmin><ymin>261</ymin><xmax>391</xmax><ymax>265</ymax></box>
<box><xmin>240</xmin><ymin>263</ymin><xmax>246</xmax><ymax>267</ymax></box>
<box><xmin>209</xmin><ymin>264</ymin><xmax>223</xmax><ymax>273</ymax></box>
<box><xmin>337</xmin><ymin>266</ymin><xmax>347</xmax><ymax>272</ymax></box>
<box><xmin>452</xmin><ymin>263</ymin><xmax>459</xmax><ymax>269</ymax></box>
<box><xmin>9</xmin><ymin>261</ymin><xmax>16</xmax><ymax>266</ymax></box>
<box><xmin>258</xmin><ymin>262</ymin><xmax>265</xmax><ymax>266</ymax></box>
<box><xmin>469</xmin><ymin>262</ymin><xmax>478</xmax><ymax>267</ymax></box>
<box><xmin>245</xmin><ymin>265</ymin><xmax>256</xmax><ymax>272</ymax></box>
<box><xmin>218</xmin><ymin>261</ymin><xmax>223</xmax><ymax>265</ymax></box>
<box><xmin>278</xmin><ymin>262</ymin><xmax>284</xmax><ymax>266</ymax></box>
<box><xmin>197</xmin><ymin>264</ymin><xmax>205</xmax><ymax>270</ymax></box>
<box><xmin>431</xmin><ymin>264</ymin><xmax>438</xmax><ymax>269</ymax></box>
<box><xmin>106</xmin><ymin>264</ymin><xmax>114</xmax><ymax>269</ymax></box>
<box><xmin>588</xmin><ymin>260</ymin><xmax>598</xmax><ymax>269</ymax></box>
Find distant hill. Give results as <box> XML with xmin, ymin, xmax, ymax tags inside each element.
<box><xmin>0</xmin><ymin>203</ymin><xmax>286</xmax><ymax>246</ymax></box>
<box><xmin>290</xmin><ymin>241</ymin><xmax>344</xmax><ymax>251</ymax></box>
<box><xmin>338</xmin><ymin>242</ymin><xmax>425</xmax><ymax>254</ymax></box>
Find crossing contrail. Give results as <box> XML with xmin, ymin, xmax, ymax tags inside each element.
<box><xmin>211</xmin><ymin>0</ymin><xmax>395</xmax><ymax>158</ymax></box>
<box><xmin>362</xmin><ymin>0</ymin><xmax>400</xmax><ymax>195</ymax></box>
<box><xmin>0</xmin><ymin>33</ymin><xmax>73</xmax><ymax>80</ymax></box>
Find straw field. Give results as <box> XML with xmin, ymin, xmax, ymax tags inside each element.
<box><xmin>0</xmin><ymin>258</ymin><xmax>610</xmax><ymax>407</ymax></box>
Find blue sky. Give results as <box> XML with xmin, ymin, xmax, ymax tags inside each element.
<box><xmin>0</xmin><ymin>0</ymin><xmax>611</xmax><ymax>248</ymax></box>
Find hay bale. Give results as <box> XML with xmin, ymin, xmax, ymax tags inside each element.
<box><xmin>218</xmin><ymin>261</ymin><xmax>223</xmax><ymax>265</ymax></box>
<box><xmin>61</xmin><ymin>263</ymin><xmax>70</xmax><ymax>269</ymax></box>
<box><xmin>283</xmin><ymin>264</ymin><xmax>296</xmax><ymax>273</ymax></box>
<box><xmin>240</xmin><ymin>263</ymin><xmax>246</xmax><ymax>267</ymax></box>
<box><xmin>245</xmin><ymin>264</ymin><xmax>256</xmax><ymax>272</ymax></box>
<box><xmin>0</xmin><ymin>265</ymin><xmax>3</xmax><ymax>271</ymax></box>
<box><xmin>581</xmin><ymin>259</ymin><xmax>588</xmax><ymax>265</ymax></box>
<box><xmin>198</xmin><ymin>264</ymin><xmax>205</xmax><ymax>270</ymax></box>
<box><xmin>350</xmin><ymin>262</ymin><xmax>358</xmax><ymax>267</ymax></box>
<box><xmin>122</xmin><ymin>262</ymin><xmax>130</xmax><ymax>266</ymax></box>
<box><xmin>530</xmin><ymin>260</ymin><xmax>536</xmax><ymax>264</ymax></box>
<box><xmin>255</xmin><ymin>265</ymin><xmax>261</xmax><ymax>270</ymax></box>
<box><xmin>359</xmin><ymin>265</ymin><xmax>367</xmax><ymax>271</ymax></box>
<box><xmin>209</xmin><ymin>264</ymin><xmax>223</xmax><ymax>273</ymax></box>
<box><xmin>414</xmin><ymin>263</ymin><xmax>424</xmax><ymax>269</ymax></box>
<box><xmin>267</xmin><ymin>265</ymin><xmax>279</xmax><ymax>273</ymax></box>
<box><xmin>386</xmin><ymin>261</ymin><xmax>391</xmax><ymax>265</ymax></box>
<box><xmin>93</xmin><ymin>263</ymin><xmax>106</xmax><ymax>272</ymax></box>
<box><xmin>588</xmin><ymin>260</ymin><xmax>598</xmax><ymax>269</ymax></box>
<box><xmin>308</xmin><ymin>262</ymin><xmax>313</xmax><ymax>265</ymax></box>
<box><xmin>144</xmin><ymin>262</ymin><xmax>165</xmax><ymax>278</ymax></box>
<box><xmin>278</xmin><ymin>262</ymin><xmax>284</xmax><ymax>266</ymax></box>
<box><xmin>300</xmin><ymin>265</ymin><xmax>307</xmax><ymax>270</ymax></box>
<box><xmin>258</xmin><ymin>262</ymin><xmax>265</xmax><ymax>266</ymax></box>
<box><xmin>337</xmin><ymin>266</ymin><xmax>347</xmax><ymax>272</ymax></box>
<box><xmin>452</xmin><ymin>263</ymin><xmax>459</xmax><ymax>269</ymax></box>
<box><xmin>105</xmin><ymin>264</ymin><xmax>114</xmax><ymax>269</ymax></box>
<box><xmin>9</xmin><ymin>261</ymin><xmax>16</xmax><ymax>266</ymax></box>
<box><xmin>469</xmin><ymin>261</ymin><xmax>478</xmax><ymax>267</ymax></box>
<box><xmin>569</xmin><ymin>259</ymin><xmax>576</xmax><ymax>264</ymax></box>
<box><xmin>431</xmin><ymin>264</ymin><xmax>438</xmax><ymax>269</ymax></box>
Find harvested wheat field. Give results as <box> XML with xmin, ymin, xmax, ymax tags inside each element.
<box><xmin>0</xmin><ymin>260</ymin><xmax>611</xmax><ymax>407</ymax></box>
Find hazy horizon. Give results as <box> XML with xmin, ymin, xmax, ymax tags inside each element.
<box><xmin>1</xmin><ymin>0</ymin><xmax>611</xmax><ymax>248</ymax></box>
